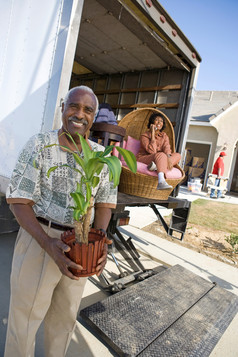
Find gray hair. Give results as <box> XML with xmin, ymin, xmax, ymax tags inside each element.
<box><xmin>63</xmin><ymin>86</ymin><xmax>99</xmax><ymax>113</ymax></box>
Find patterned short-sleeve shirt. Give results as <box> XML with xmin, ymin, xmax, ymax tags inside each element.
<box><xmin>6</xmin><ymin>130</ymin><xmax>117</xmax><ymax>225</ymax></box>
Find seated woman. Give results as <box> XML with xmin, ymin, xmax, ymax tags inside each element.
<box><xmin>136</xmin><ymin>112</ymin><xmax>181</xmax><ymax>190</ymax></box>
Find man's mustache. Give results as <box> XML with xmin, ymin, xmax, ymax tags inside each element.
<box><xmin>68</xmin><ymin>116</ymin><xmax>88</xmax><ymax>125</ymax></box>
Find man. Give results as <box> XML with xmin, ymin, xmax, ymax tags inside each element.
<box><xmin>210</xmin><ymin>151</ymin><xmax>227</xmax><ymax>198</ymax></box>
<box><xmin>4</xmin><ymin>86</ymin><xmax>117</xmax><ymax>357</ymax></box>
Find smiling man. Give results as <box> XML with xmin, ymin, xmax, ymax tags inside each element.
<box><xmin>59</xmin><ymin>86</ymin><xmax>98</xmax><ymax>147</ymax></box>
<box><xmin>4</xmin><ymin>86</ymin><xmax>117</xmax><ymax>357</ymax></box>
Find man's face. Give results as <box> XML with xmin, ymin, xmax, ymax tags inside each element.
<box><xmin>61</xmin><ymin>88</ymin><xmax>97</xmax><ymax>139</ymax></box>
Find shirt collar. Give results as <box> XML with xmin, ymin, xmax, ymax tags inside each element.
<box><xmin>58</xmin><ymin>128</ymin><xmax>92</xmax><ymax>152</ymax></box>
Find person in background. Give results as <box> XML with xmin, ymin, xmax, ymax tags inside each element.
<box><xmin>4</xmin><ymin>86</ymin><xmax>117</xmax><ymax>357</ymax></box>
<box><xmin>94</xmin><ymin>103</ymin><xmax>117</xmax><ymax>125</ymax></box>
<box><xmin>210</xmin><ymin>151</ymin><xmax>227</xmax><ymax>198</ymax></box>
<box><xmin>136</xmin><ymin>112</ymin><xmax>181</xmax><ymax>190</ymax></box>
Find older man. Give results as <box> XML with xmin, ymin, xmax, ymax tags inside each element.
<box><xmin>4</xmin><ymin>86</ymin><xmax>117</xmax><ymax>357</ymax></box>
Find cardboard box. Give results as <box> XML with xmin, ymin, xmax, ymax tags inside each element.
<box><xmin>191</xmin><ymin>157</ymin><xmax>205</xmax><ymax>168</ymax></box>
<box><xmin>187</xmin><ymin>167</ymin><xmax>205</xmax><ymax>182</ymax></box>
<box><xmin>184</xmin><ymin>148</ymin><xmax>193</xmax><ymax>166</ymax></box>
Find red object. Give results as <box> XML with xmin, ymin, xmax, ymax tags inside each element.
<box><xmin>220</xmin><ymin>151</ymin><xmax>227</xmax><ymax>156</ymax></box>
<box><xmin>212</xmin><ymin>157</ymin><xmax>224</xmax><ymax>176</ymax></box>
<box><xmin>145</xmin><ymin>0</ymin><xmax>152</xmax><ymax>7</ymax></box>
<box><xmin>160</xmin><ymin>15</ymin><xmax>166</xmax><ymax>23</ymax></box>
<box><xmin>172</xmin><ymin>29</ymin><xmax>177</xmax><ymax>37</ymax></box>
<box><xmin>192</xmin><ymin>52</ymin><xmax>197</xmax><ymax>59</ymax></box>
<box><xmin>61</xmin><ymin>228</ymin><xmax>107</xmax><ymax>277</ymax></box>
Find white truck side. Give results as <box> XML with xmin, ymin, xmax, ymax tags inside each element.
<box><xmin>0</xmin><ymin>0</ymin><xmax>201</xmax><ymax>194</ymax></box>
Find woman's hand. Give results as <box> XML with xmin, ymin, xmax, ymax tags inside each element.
<box><xmin>150</xmin><ymin>124</ymin><xmax>156</xmax><ymax>138</ymax></box>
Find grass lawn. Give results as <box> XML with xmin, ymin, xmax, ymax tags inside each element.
<box><xmin>188</xmin><ymin>199</ymin><xmax>238</xmax><ymax>234</ymax></box>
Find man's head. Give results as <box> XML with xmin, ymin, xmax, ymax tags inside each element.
<box><xmin>61</xmin><ymin>86</ymin><xmax>99</xmax><ymax>140</ymax></box>
<box><xmin>220</xmin><ymin>151</ymin><xmax>227</xmax><ymax>157</ymax></box>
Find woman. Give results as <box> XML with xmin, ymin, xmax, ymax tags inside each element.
<box><xmin>136</xmin><ymin>112</ymin><xmax>181</xmax><ymax>190</ymax></box>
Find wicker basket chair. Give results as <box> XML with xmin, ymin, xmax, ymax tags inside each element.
<box><xmin>118</xmin><ymin>108</ymin><xmax>185</xmax><ymax>200</ymax></box>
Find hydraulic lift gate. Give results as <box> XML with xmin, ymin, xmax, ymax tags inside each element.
<box><xmin>81</xmin><ymin>265</ymin><xmax>238</xmax><ymax>357</ymax></box>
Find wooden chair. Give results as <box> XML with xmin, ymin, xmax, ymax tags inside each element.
<box><xmin>118</xmin><ymin>108</ymin><xmax>185</xmax><ymax>200</ymax></box>
<box><xmin>90</xmin><ymin>123</ymin><xmax>126</xmax><ymax>147</ymax></box>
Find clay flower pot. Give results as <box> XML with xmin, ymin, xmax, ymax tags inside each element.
<box><xmin>61</xmin><ymin>228</ymin><xmax>106</xmax><ymax>277</ymax></box>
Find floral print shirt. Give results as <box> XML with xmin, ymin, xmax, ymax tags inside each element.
<box><xmin>6</xmin><ymin>130</ymin><xmax>117</xmax><ymax>225</ymax></box>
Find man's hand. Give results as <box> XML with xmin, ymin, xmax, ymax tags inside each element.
<box><xmin>95</xmin><ymin>238</ymin><xmax>112</xmax><ymax>276</ymax></box>
<box><xmin>45</xmin><ymin>238</ymin><xmax>83</xmax><ymax>280</ymax></box>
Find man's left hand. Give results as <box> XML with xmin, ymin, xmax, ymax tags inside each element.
<box><xmin>95</xmin><ymin>238</ymin><xmax>112</xmax><ymax>276</ymax></box>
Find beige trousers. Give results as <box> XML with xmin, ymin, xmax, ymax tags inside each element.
<box><xmin>4</xmin><ymin>224</ymin><xmax>87</xmax><ymax>357</ymax></box>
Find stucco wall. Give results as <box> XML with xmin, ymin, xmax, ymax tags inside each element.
<box><xmin>187</xmin><ymin>103</ymin><xmax>238</xmax><ymax>181</ymax></box>
<box><xmin>211</xmin><ymin>103</ymin><xmax>238</xmax><ymax>176</ymax></box>
<box><xmin>186</xmin><ymin>125</ymin><xmax>217</xmax><ymax>174</ymax></box>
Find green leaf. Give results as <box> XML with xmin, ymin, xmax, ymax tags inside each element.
<box><xmin>70</xmin><ymin>192</ymin><xmax>86</xmax><ymax>211</ymax></box>
<box><xmin>73</xmin><ymin>209</ymin><xmax>82</xmax><ymax>221</ymax></box>
<box><xmin>79</xmin><ymin>135</ymin><xmax>93</xmax><ymax>163</ymax></box>
<box><xmin>85</xmin><ymin>182</ymin><xmax>92</xmax><ymax>202</ymax></box>
<box><xmin>99</xmin><ymin>145</ymin><xmax>114</xmax><ymax>157</ymax></box>
<box><xmin>47</xmin><ymin>164</ymin><xmax>83</xmax><ymax>178</ymax></box>
<box><xmin>33</xmin><ymin>159</ymin><xmax>38</xmax><ymax>169</ymax></box>
<box><xmin>75</xmin><ymin>182</ymin><xmax>82</xmax><ymax>193</ymax></box>
<box><xmin>115</xmin><ymin>147</ymin><xmax>137</xmax><ymax>173</ymax></box>
<box><xmin>72</xmin><ymin>152</ymin><xmax>86</xmax><ymax>171</ymax></box>
<box><xmin>46</xmin><ymin>166</ymin><xmax>59</xmax><ymax>178</ymax></box>
<box><xmin>64</xmin><ymin>132</ymin><xmax>81</xmax><ymax>155</ymax></box>
<box><xmin>92</xmin><ymin>176</ymin><xmax>100</xmax><ymax>188</ymax></box>
<box><xmin>86</xmin><ymin>158</ymin><xmax>104</xmax><ymax>179</ymax></box>
<box><xmin>100</xmin><ymin>156</ymin><xmax>122</xmax><ymax>187</ymax></box>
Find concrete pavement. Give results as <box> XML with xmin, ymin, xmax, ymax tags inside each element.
<box><xmin>1</xmin><ymin>186</ymin><xmax>238</xmax><ymax>356</ymax></box>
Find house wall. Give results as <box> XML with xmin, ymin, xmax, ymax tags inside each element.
<box><xmin>186</xmin><ymin>125</ymin><xmax>217</xmax><ymax>175</ymax></box>
<box><xmin>211</xmin><ymin>103</ymin><xmax>238</xmax><ymax>179</ymax></box>
<box><xmin>186</xmin><ymin>102</ymin><xmax>238</xmax><ymax>192</ymax></box>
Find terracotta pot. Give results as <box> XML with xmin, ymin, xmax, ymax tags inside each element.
<box><xmin>61</xmin><ymin>228</ymin><xmax>106</xmax><ymax>277</ymax></box>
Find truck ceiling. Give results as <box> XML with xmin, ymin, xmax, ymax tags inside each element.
<box><xmin>73</xmin><ymin>0</ymin><xmax>201</xmax><ymax>76</ymax></box>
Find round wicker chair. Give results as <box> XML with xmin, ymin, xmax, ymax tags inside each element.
<box><xmin>118</xmin><ymin>108</ymin><xmax>185</xmax><ymax>200</ymax></box>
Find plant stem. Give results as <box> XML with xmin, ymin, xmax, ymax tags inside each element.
<box><xmin>74</xmin><ymin>196</ymin><xmax>94</xmax><ymax>244</ymax></box>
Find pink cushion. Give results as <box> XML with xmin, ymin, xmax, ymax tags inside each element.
<box><xmin>165</xmin><ymin>167</ymin><xmax>182</xmax><ymax>179</ymax></box>
<box><xmin>112</xmin><ymin>140</ymin><xmax>127</xmax><ymax>157</ymax></box>
<box><xmin>122</xmin><ymin>161</ymin><xmax>182</xmax><ymax>179</ymax></box>
<box><xmin>115</xmin><ymin>135</ymin><xmax>182</xmax><ymax>179</ymax></box>
<box><xmin>125</xmin><ymin>136</ymin><xmax>141</xmax><ymax>156</ymax></box>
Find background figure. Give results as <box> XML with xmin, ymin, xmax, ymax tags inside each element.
<box><xmin>94</xmin><ymin>103</ymin><xmax>117</xmax><ymax>125</ymax></box>
<box><xmin>136</xmin><ymin>112</ymin><xmax>181</xmax><ymax>190</ymax></box>
<box><xmin>210</xmin><ymin>151</ymin><xmax>227</xmax><ymax>199</ymax></box>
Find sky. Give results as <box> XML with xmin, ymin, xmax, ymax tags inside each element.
<box><xmin>158</xmin><ymin>0</ymin><xmax>238</xmax><ymax>91</ymax></box>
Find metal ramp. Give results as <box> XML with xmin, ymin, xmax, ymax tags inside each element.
<box><xmin>80</xmin><ymin>265</ymin><xmax>238</xmax><ymax>357</ymax></box>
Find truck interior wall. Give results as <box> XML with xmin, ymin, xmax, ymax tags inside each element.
<box><xmin>70</xmin><ymin>67</ymin><xmax>191</xmax><ymax>149</ymax></box>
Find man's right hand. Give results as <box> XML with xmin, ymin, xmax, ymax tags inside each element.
<box><xmin>10</xmin><ymin>203</ymin><xmax>83</xmax><ymax>280</ymax></box>
<box><xmin>44</xmin><ymin>238</ymin><xmax>83</xmax><ymax>280</ymax></box>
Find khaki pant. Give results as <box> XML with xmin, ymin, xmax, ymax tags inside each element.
<box><xmin>4</xmin><ymin>225</ymin><xmax>87</xmax><ymax>357</ymax></box>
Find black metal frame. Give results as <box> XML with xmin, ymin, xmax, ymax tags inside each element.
<box><xmin>92</xmin><ymin>192</ymin><xmax>191</xmax><ymax>292</ymax></box>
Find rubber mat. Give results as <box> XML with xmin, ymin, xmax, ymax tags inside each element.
<box><xmin>80</xmin><ymin>264</ymin><xmax>238</xmax><ymax>357</ymax></box>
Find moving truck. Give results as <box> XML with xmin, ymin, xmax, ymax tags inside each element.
<box><xmin>0</xmin><ymin>0</ymin><xmax>201</xmax><ymax>194</ymax></box>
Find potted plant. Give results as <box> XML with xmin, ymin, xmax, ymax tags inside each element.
<box><xmin>43</xmin><ymin>132</ymin><xmax>137</xmax><ymax>277</ymax></box>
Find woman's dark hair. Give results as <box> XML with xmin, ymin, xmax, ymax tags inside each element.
<box><xmin>147</xmin><ymin>113</ymin><xmax>166</xmax><ymax>131</ymax></box>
